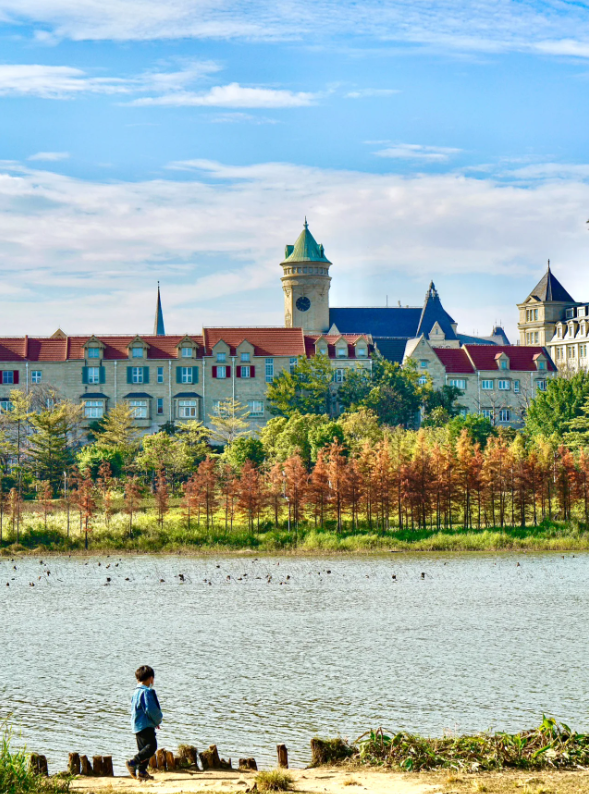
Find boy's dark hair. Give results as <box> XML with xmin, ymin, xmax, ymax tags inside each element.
<box><xmin>135</xmin><ymin>665</ymin><xmax>155</xmax><ymax>682</ymax></box>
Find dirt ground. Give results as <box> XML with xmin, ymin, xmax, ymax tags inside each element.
<box><xmin>70</xmin><ymin>766</ymin><xmax>589</xmax><ymax>794</ymax></box>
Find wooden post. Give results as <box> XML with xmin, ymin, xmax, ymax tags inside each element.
<box><xmin>102</xmin><ymin>756</ymin><xmax>114</xmax><ymax>777</ymax></box>
<box><xmin>239</xmin><ymin>758</ymin><xmax>258</xmax><ymax>771</ymax></box>
<box><xmin>149</xmin><ymin>755</ymin><xmax>158</xmax><ymax>769</ymax></box>
<box><xmin>80</xmin><ymin>756</ymin><xmax>92</xmax><ymax>776</ymax></box>
<box><xmin>29</xmin><ymin>753</ymin><xmax>48</xmax><ymax>776</ymax></box>
<box><xmin>92</xmin><ymin>756</ymin><xmax>104</xmax><ymax>776</ymax></box>
<box><xmin>277</xmin><ymin>745</ymin><xmax>288</xmax><ymax>768</ymax></box>
<box><xmin>199</xmin><ymin>745</ymin><xmax>232</xmax><ymax>771</ymax></box>
<box><xmin>156</xmin><ymin>748</ymin><xmax>167</xmax><ymax>769</ymax></box>
<box><xmin>179</xmin><ymin>745</ymin><xmax>198</xmax><ymax>768</ymax></box>
<box><xmin>166</xmin><ymin>751</ymin><xmax>176</xmax><ymax>770</ymax></box>
<box><xmin>68</xmin><ymin>753</ymin><xmax>80</xmax><ymax>775</ymax></box>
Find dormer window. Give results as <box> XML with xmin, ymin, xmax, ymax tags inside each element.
<box><xmin>501</xmin><ymin>360</ymin><xmax>508</xmax><ymax>370</ymax></box>
<box><xmin>181</xmin><ymin>346</ymin><xmax>192</xmax><ymax>358</ymax></box>
<box><xmin>87</xmin><ymin>347</ymin><xmax>100</xmax><ymax>359</ymax></box>
<box><xmin>337</xmin><ymin>347</ymin><xmax>347</xmax><ymax>358</ymax></box>
<box><xmin>241</xmin><ymin>352</ymin><xmax>251</xmax><ymax>362</ymax></box>
<box><xmin>538</xmin><ymin>360</ymin><xmax>546</xmax><ymax>370</ymax></box>
<box><xmin>420</xmin><ymin>360</ymin><xmax>428</xmax><ymax>369</ymax></box>
<box><xmin>558</xmin><ymin>326</ymin><xmax>563</xmax><ymax>338</ymax></box>
<box><xmin>216</xmin><ymin>352</ymin><xmax>226</xmax><ymax>363</ymax></box>
<box><xmin>356</xmin><ymin>347</ymin><xmax>367</xmax><ymax>357</ymax></box>
<box><xmin>566</xmin><ymin>308</ymin><xmax>575</xmax><ymax>319</ymax></box>
<box><xmin>132</xmin><ymin>347</ymin><xmax>144</xmax><ymax>359</ymax></box>
<box><xmin>320</xmin><ymin>347</ymin><xmax>327</xmax><ymax>355</ymax></box>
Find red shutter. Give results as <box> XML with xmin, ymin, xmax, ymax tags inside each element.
<box><xmin>212</xmin><ymin>366</ymin><xmax>217</xmax><ymax>378</ymax></box>
<box><xmin>250</xmin><ymin>366</ymin><xmax>256</xmax><ymax>378</ymax></box>
<box><xmin>226</xmin><ymin>366</ymin><xmax>231</xmax><ymax>377</ymax></box>
<box><xmin>13</xmin><ymin>371</ymin><xmax>19</xmax><ymax>384</ymax></box>
<box><xmin>236</xmin><ymin>366</ymin><xmax>242</xmax><ymax>378</ymax></box>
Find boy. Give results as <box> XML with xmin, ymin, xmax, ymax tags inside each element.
<box><xmin>126</xmin><ymin>665</ymin><xmax>163</xmax><ymax>781</ymax></box>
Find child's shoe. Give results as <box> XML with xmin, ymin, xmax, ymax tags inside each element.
<box><xmin>126</xmin><ymin>760</ymin><xmax>138</xmax><ymax>778</ymax></box>
<box><xmin>137</xmin><ymin>770</ymin><xmax>154</xmax><ymax>781</ymax></box>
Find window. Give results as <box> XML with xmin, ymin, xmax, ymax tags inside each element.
<box><xmin>84</xmin><ymin>400</ymin><xmax>104</xmax><ymax>419</ymax></box>
<box><xmin>240</xmin><ymin>352</ymin><xmax>251</xmax><ymax>363</ymax></box>
<box><xmin>181</xmin><ymin>346</ymin><xmax>192</xmax><ymax>358</ymax></box>
<box><xmin>129</xmin><ymin>399</ymin><xmax>148</xmax><ymax>419</ymax></box>
<box><xmin>248</xmin><ymin>400</ymin><xmax>264</xmax><ymax>417</ymax></box>
<box><xmin>212</xmin><ymin>400</ymin><xmax>221</xmax><ymax>415</ymax></box>
<box><xmin>334</xmin><ymin>369</ymin><xmax>345</xmax><ymax>383</ymax></box>
<box><xmin>580</xmin><ymin>307</ymin><xmax>587</xmax><ymax>318</ymax></box>
<box><xmin>178</xmin><ymin>399</ymin><xmax>197</xmax><ymax>418</ymax></box>
<box><xmin>481</xmin><ymin>380</ymin><xmax>494</xmax><ymax>390</ymax></box>
<box><xmin>581</xmin><ymin>345</ymin><xmax>587</xmax><ymax>359</ymax></box>
<box><xmin>534</xmin><ymin>309</ymin><xmax>539</xmax><ymax>321</ymax></box>
<box><xmin>265</xmin><ymin>358</ymin><xmax>274</xmax><ymax>383</ymax></box>
<box><xmin>568</xmin><ymin>346</ymin><xmax>576</xmax><ymax>358</ymax></box>
<box><xmin>513</xmin><ymin>380</ymin><xmax>520</xmax><ymax>393</ymax></box>
<box><xmin>418</xmin><ymin>375</ymin><xmax>428</xmax><ymax>385</ymax></box>
<box><xmin>537</xmin><ymin>380</ymin><xmax>547</xmax><ymax>392</ymax></box>
<box><xmin>356</xmin><ymin>347</ymin><xmax>367</xmax><ymax>357</ymax></box>
<box><xmin>240</xmin><ymin>365</ymin><xmax>251</xmax><ymax>378</ymax></box>
<box><xmin>526</xmin><ymin>333</ymin><xmax>530</xmax><ymax>344</ymax></box>
<box><xmin>289</xmin><ymin>357</ymin><xmax>297</xmax><ymax>374</ymax></box>
<box><xmin>499</xmin><ymin>409</ymin><xmax>510</xmax><ymax>422</ymax></box>
<box><xmin>157</xmin><ymin>366</ymin><xmax>164</xmax><ymax>384</ymax></box>
<box><xmin>132</xmin><ymin>347</ymin><xmax>144</xmax><ymax>358</ymax></box>
<box><xmin>566</xmin><ymin>308</ymin><xmax>575</xmax><ymax>319</ymax></box>
<box><xmin>87</xmin><ymin>367</ymin><xmax>100</xmax><ymax>385</ymax></box>
<box><xmin>87</xmin><ymin>347</ymin><xmax>100</xmax><ymax>359</ymax></box>
<box><xmin>459</xmin><ymin>408</ymin><xmax>468</xmax><ymax>418</ymax></box>
<box><xmin>449</xmin><ymin>379</ymin><xmax>466</xmax><ymax>389</ymax></box>
<box><xmin>482</xmin><ymin>409</ymin><xmax>493</xmax><ymax>419</ymax></box>
<box><xmin>534</xmin><ymin>332</ymin><xmax>539</xmax><ymax>343</ymax></box>
<box><xmin>500</xmin><ymin>360</ymin><xmax>508</xmax><ymax>370</ymax></box>
<box><xmin>0</xmin><ymin>399</ymin><xmax>12</xmax><ymax>411</ymax></box>
<box><xmin>420</xmin><ymin>360</ymin><xmax>428</xmax><ymax>369</ymax></box>
<box><xmin>320</xmin><ymin>347</ymin><xmax>327</xmax><ymax>356</ymax></box>
<box><xmin>498</xmin><ymin>380</ymin><xmax>510</xmax><ymax>391</ymax></box>
<box><xmin>337</xmin><ymin>347</ymin><xmax>347</xmax><ymax>358</ymax></box>
<box><xmin>558</xmin><ymin>326</ymin><xmax>563</xmax><ymax>338</ymax></box>
<box><xmin>31</xmin><ymin>371</ymin><xmax>42</xmax><ymax>384</ymax></box>
<box><xmin>181</xmin><ymin>367</ymin><xmax>193</xmax><ymax>384</ymax></box>
<box><xmin>131</xmin><ymin>367</ymin><xmax>144</xmax><ymax>384</ymax></box>
<box><xmin>216</xmin><ymin>365</ymin><xmax>227</xmax><ymax>379</ymax></box>
<box><xmin>216</xmin><ymin>352</ymin><xmax>226</xmax><ymax>363</ymax></box>
<box><xmin>157</xmin><ymin>397</ymin><xmax>164</xmax><ymax>415</ymax></box>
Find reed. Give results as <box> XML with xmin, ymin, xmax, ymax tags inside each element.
<box><xmin>0</xmin><ymin>724</ymin><xmax>69</xmax><ymax>794</ymax></box>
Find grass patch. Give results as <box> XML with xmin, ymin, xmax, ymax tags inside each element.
<box><xmin>254</xmin><ymin>770</ymin><xmax>295</xmax><ymax>792</ymax></box>
<box><xmin>0</xmin><ymin>724</ymin><xmax>70</xmax><ymax>794</ymax></box>
<box><xmin>315</xmin><ymin>717</ymin><xmax>589</xmax><ymax>772</ymax></box>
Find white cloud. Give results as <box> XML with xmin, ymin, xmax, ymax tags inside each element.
<box><xmin>129</xmin><ymin>83</ymin><xmax>318</xmax><ymax>108</ymax></box>
<box><xmin>346</xmin><ymin>88</ymin><xmax>399</xmax><ymax>98</ymax></box>
<box><xmin>1</xmin><ymin>0</ymin><xmax>589</xmax><ymax>60</ymax></box>
<box><xmin>0</xmin><ymin>60</ymin><xmax>220</xmax><ymax>99</ymax></box>
<box><xmin>28</xmin><ymin>151</ymin><xmax>69</xmax><ymax>161</ymax></box>
<box><xmin>0</xmin><ymin>158</ymin><xmax>589</xmax><ymax>341</ymax></box>
<box><xmin>374</xmin><ymin>143</ymin><xmax>462</xmax><ymax>162</ymax></box>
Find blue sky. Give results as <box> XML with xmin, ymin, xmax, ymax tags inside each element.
<box><xmin>1</xmin><ymin>1</ymin><xmax>589</xmax><ymax>341</ymax></box>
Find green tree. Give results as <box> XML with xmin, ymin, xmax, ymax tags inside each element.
<box><xmin>135</xmin><ymin>432</ymin><xmax>191</xmax><ymax>488</ymax></box>
<box><xmin>446</xmin><ymin>414</ymin><xmax>496</xmax><ymax>448</ymax></box>
<box><xmin>223</xmin><ymin>436</ymin><xmax>266</xmax><ymax>468</ymax></box>
<box><xmin>28</xmin><ymin>402</ymin><xmax>83</xmax><ymax>493</ymax></box>
<box><xmin>261</xmin><ymin>412</ymin><xmax>344</xmax><ymax>468</ymax></box>
<box><xmin>76</xmin><ymin>444</ymin><xmax>124</xmax><ymax>479</ymax></box>
<box><xmin>209</xmin><ymin>399</ymin><xmax>251</xmax><ymax>445</ymax></box>
<box><xmin>0</xmin><ymin>390</ymin><xmax>33</xmax><ymax>491</ymax></box>
<box><xmin>174</xmin><ymin>420</ymin><xmax>211</xmax><ymax>468</ymax></box>
<box><xmin>266</xmin><ymin>354</ymin><xmax>334</xmax><ymax>417</ymax></box>
<box><xmin>563</xmin><ymin>399</ymin><xmax>589</xmax><ymax>449</ymax></box>
<box><xmin>526</xmin><ymin>372</ymin><xmax>589</xmax><ymax>439</ymax></box>
<box><xmin>94</xmin><ymin>402</ymin><xmax>139</xmax><ymax>459</ymax></box>
<box><xmin>421</xmin><ymin>384</ymin><xmax>463</xmax><ymax>424</ymax></box>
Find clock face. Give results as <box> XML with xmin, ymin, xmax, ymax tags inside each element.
<box><xmin>296</xmin><ymin>296</ymin><xmax>311</xmax><ymax>312</ymax></box>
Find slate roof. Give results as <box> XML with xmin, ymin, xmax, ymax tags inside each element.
<box><xmin>416</xmin><ymin>282</ymin><xmax>458</xmax><ymax>340</ymax></box>
<box><xmin>154</xmin><ymin>284</ymin><xmax>165</xmax><ymax>336</ymax></box>
<box><xmin>282</xmin><ymin>220</ymin><xmax>331</xmax><ymax>264</ymax></box>
<box><xmin>463</xmin><ymin>345</ymin><xmax>557</xmax><ymax>372</ymax></box>
<box><xmin>526</xmin><ymin>264</ymin><xmax>575</xmax><ymax>303</ymax></box>
<box><xmin>329</xmin><ymin>307</ymin><xmax>422</xmax><ymax>337</ymax></box>
<box><xmin>373</xmin><ymin>338</ymin><xmax>409</xmax><ymax>363</ymax></box>
<box><xmin>433</xmin><ymin>348</ymin><xmax>475</xmax><ymax>373</ymax></box>
<box><xmin>203</xmin><ymin>327</ymin><xmax>306</xmax><ymax>357</ymax></box>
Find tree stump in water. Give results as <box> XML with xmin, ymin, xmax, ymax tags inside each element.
<box><xmin>148</xmin><ymin>755</ymin><xmax>158</xmax><ymax>770</ymax></box>
<box><xmin>199</xmin><ymin>745</ymin><xmax>232</xmax><ymax>770</ymax></box>
<box><xmin>166</xmin><ymin>751</ymin><xmax>176</xmax><ymax>770</ymax></box>
<box><xmin>156</xmin><ymin>748</ymin><xmax>167</xmax><ymax>769</ymax></box>
<box><xmin>80</xmin><ymin>756</ymin><xmax>92</xmax><ymax>776</ymax></box>
<box><xmin>29</xmin><ymin>753</ymin><xmax>49</xmax><ymax>776</ymax></box>
<box><xmin>277</xmin><ymin>745</ymin><xmax>288</xmax><ymax>768</ymax></box>
<box><xmin>179</xmin><ymin>745</ymin><xmax>198</xmax><ymax>768</ymax></box>
<box><xmin>239</xmin><ymin>758</ymin><xmax>258</xmax><ymax>771</ymax></box>
<box><xmin>68</xmin><ymin>753</ymin><xmax>80</xmax><ymax>775</ymax></box>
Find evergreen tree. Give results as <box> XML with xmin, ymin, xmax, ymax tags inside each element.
<box><xmin>209</xmin><ymin>399</ymin><xmax>251</xmax><ymax>445</ymax></box>
<box><xmin>526</xmin><ymin>371</ymin><xmax>589</xmax><ymax>439</ymax></box>
<box><xmin>28</xmin><ymin>402</ymin><xmax>83</xmax><ymax>493</ymax></box>
<box><xmin>95</xmin><ymin>402</ymin><xmax>139</xmax><ymax>459</ymax></box>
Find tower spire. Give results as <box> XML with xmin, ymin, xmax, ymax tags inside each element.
<box><xmin>154</xmin><ymin>282</ymin><xmax>165</xmax><ymax>336</ymax></box>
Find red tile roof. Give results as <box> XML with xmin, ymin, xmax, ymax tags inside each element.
<box><xmin>0</xmin><ymin>335</ymin><xmax>205</xmax><ymax>361</ymax></box>
<box><xmin>304</xmin><ymin>333</ymin><xmax>372</xmax><ymax>359</ymax></box>
<box><xmin>463</xmin><ymin>345</ymin><xmax>556</xmax><ymax>372</ymax></box>
<box><xmin>433</xmin><ymin>348</ymin><xmax>475</xmax><ymax>373</ymax></box>
<box><xmin>203</xmin><ymin>327</ymin><xmax>306</xmax><ymax>357</ymax></box>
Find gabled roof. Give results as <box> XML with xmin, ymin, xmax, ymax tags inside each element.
<box><xmin>281</xmin><ymin>219</ymin><xmax>331</xmax><ymax>264</ymax></box>
<box><xmin>304</xmin><ymin>333</ymin><xmax>372</xmax><ymax>359</ymax></box>
<box><xmin>464</xmin><ymin>345</ymin><xmax>557</xmax><ymax>372</ymax></box>
<box><xmin>203</xmin><ymin>327</ymin><xmax>306</xmax><ymax>357</ymax></box>
<box><xmin>433</xmin><ymin>348</ymin><xmax>475</xmax><ymax>373</ymax></box>
<box><xmin>525</xmin><ymin>263</ymin><xmax>575</xmax><ymax>303</ymax></box>
<box><xmin>0</xmin><ymin>335</ymin><xmax>205</xmax><ymax>361</ymax></box>
<box><xmin>416</xmin><ymin>282</ymin><xmax>458</xmax><ymax>341</ymax></box>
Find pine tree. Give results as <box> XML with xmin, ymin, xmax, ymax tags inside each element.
<box><xmin>209</xmin><ymin>400</ymin><xmax>251</xmax><ymax>445</ymax></box>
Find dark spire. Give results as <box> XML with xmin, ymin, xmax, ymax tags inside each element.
<box><xmin>154</xmin><ymin>282</ymin><xmax>165</xmax><ymax>336</ymax></box>
<box><xmin>525</xmin><ymin>262</ymin><xmax>575</xmax><ymax>303</ymax></box>
<box><xmin>416</xmin><ymin>282</ymin><xmax>457</xmax><ymax>340</ymax></box>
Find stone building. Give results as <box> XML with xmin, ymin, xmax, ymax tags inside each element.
<box><xmin>517</xmin><ymin>263</ymin><xmax>589</xmax><ymax>371</ymax></box>
<box><xmin>0</xmin><ymin>220</ymin><xmax>556</xmax><ymax>433</ymax></box>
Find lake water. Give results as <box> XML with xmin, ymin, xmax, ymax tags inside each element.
<box><xmin>1</xmin><ymin>552</ymin><xmax>589</xmax><ymax>774</ymax></box>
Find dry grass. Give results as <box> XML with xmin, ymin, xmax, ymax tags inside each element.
<box><xmin>254</xmin><ymin>770</ymin><xmax>295</xmax><ymax>793</ymax></box>
<box><xmin>422</xmin><ymin>769</ymin><xmax>589</xmax><ymax>794</ymax></box>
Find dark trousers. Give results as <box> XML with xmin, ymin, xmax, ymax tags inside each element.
<box><xmin>133</xmin><ymin>727</ymin><xmax>157</xmax><ymax>773</ymax></box>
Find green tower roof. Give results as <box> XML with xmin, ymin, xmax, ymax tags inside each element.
<box><xmin>281</xmin><ymin>219</ymin><xmax>332</xmax><ymax>265</ymax></box>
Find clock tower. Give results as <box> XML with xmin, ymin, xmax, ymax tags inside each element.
<box><xmin>281</xmin><ymin>219</ymin><xmax>332</xmax><ymax>333</ymax></box>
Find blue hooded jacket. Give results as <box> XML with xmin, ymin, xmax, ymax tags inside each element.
<box><xmin>131</xmin><ymin>684</ymin><xmax>163</xmax><ymax>733</ymax></box>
